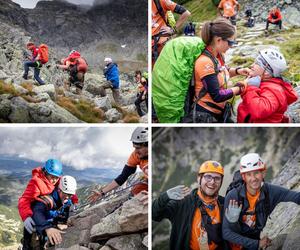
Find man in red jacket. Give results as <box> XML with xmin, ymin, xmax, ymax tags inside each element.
<box><xmin>265</xmin><ymin>7</ymin><xmax>282</xmax><ymax>32</ymax></box>
<box><xmin>237</xmin><ymin>49</ymin><xmax>298</xmax><ymax>123</ymax></box>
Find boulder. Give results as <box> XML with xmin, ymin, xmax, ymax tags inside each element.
<box><xmin>32</xmin><ymin>84</ymin><xmax>56</xmax><ymax>101</ymax></box>
<box><xmin>94</xmin><ymin>96</ymin><xmax>112</xmax><ymax>112</ymax></box>
<box><xmin>105</xmin><ymin>108</ymin><xmax>122</xmax><ymax>123</ymax></box>
<box><xmin>105</xmin><ymin>234</ymin><xmax>146</xmax><ymax>250</ymax></box>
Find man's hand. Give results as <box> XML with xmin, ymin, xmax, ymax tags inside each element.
<box><xmin>166</xmin><ymin>185</ymin><xmax>191</xmax><ymax>200</ymax></box>
<box><xmin>238</xmin><ymin>67</ymin><xmax>251</xmax><ymax>76</ymax></box>
<box><xmin>225</xmin><ymin>199</ymin><xmax>242</xmax><ymax>223</ymax></box>
<box><xmin>45</xmin><ymin>228</ymin><xmax>65</xmax><ymax>245</ymax></box>
<box><xmin>24</xmin><ymin>217</ymin><xmax>36</xmax><ymax>234</ymax></box>
<box><xmin>259</xmin><ymin>236</ymin><xmax>272</xmax><ymax>249</ymax></box>
<box><xmin>87</xmin><ymin>190</ymin><xmax>103</xmax><ymax>203</ymax></box>
<box><xmin>160</xmin><ymin>26</ymin><xmax>175</xmax><ymax>36</ymax></box>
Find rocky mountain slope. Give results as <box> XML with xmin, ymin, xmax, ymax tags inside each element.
<box><xmin>0</xmin><ymin>0</ymin><xmax>148</xmax><ymax>123</ymax></box>
<box><xmin>152</xmin><ymin>127</ymin><xmax>300</xmax><ymax>249</ymax></box>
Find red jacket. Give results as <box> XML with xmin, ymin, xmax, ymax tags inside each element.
<box><xmin>268</xmin><ymin>9</ymin><xmax>282</xmax><ymax>22</ymax></box>
<box><xmin>237</xmin><ymin>78</ymin><xmax>298</xmax><ymax>123</ymax></box>
<box><xmin>18</xmin><ymin>167</ymin><xmax>56</xmax><ymax>221</ymax></box>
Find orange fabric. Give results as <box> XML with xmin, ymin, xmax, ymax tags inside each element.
<box><xmin>127</xmin><ymin>151</ymin><xmax>148</xmax><ymax>179</ymax></box>
<box><xmin>76</xmin><ymin>57</ymin><xmax>88</xmax><ymax>73</ymax></box>
<box><xmin>242</xmin><ymin>190</ymin><xmax>260</xmax><ymax>228</ymax></box>
<box><xmin>152</xmin><ymin>0</ymin><xmax>177</xmax><ymax>36</ymax></box>
<box><xmin>18</xmin><ymin>167</ymin><xmax>56</xmax><ymax>221</ymax></box>
<box><xmin>218</xmin><ymin>0</ymin><xmax>238</xmax><ymax>18</ymax></box>
<box><xmin>38</xmin><ymin>44</ymin><xmax>49</xmax><ymax>64</ymax></box>
<box><xmin>194</xmin><ymin>47</ymin><xmax>230</xmax><ymax>114</ymax></box>
<box><xmin>138</xmin><ymin>83</ymin><xmax>145</xmax><ymax>92</ymax></box>
<box><xmin>131</xmin><ymin>182</ymin><xmax>148</xmax><ymax>195</ymax></box>
<box><xmin>189</xmin><ymin>191</ymin><xmax>221</xmax><ymax>250</ymax></box>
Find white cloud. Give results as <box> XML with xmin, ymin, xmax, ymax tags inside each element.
<box><xmin>0</xmin><ymin>127</ymin><xmax>138</xmax><ymax>170</ymax></box>
<box><xmin>12</xmin><ymin>0</ymin><xmax>95</xmax><ymax>9</ymax></box>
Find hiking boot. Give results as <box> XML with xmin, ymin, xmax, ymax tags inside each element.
<box><xmin>22</xmin><ymin>75</ymin><xmax>28</xmax><ymax>80</ymax></box>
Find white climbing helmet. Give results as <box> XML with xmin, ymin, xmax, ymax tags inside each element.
<box><xmin>104</xmin><ymin>57</ymin><xmax>112</xmax><ymax>64</ymax></box>
<box><xmin>130</xmin><ymin>127</ymin><xmax>148</xmax><ymax>144</ymax></box>
<box><xmin>59</xmin><ymin>175</ymin><xmax>77</xmax><ymax>195</ymax></box>
<box><xmin>259</xmin><ymin>49</ymin><xmax>287</xmax><ymax>77</ymax></box>
<box><xmin>240</xmin><ymin>153</ymin><xmax>266</xmax><ymax>174</ymax></box>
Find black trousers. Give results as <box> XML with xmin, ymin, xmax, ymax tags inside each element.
<box><xmin>266</xmin><ymin>19</ymin><xmax>282</xmax><ymax>30</ymax></box>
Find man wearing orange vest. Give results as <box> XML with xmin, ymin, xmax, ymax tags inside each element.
<box><xmin>223</xmin><ymin>153</ymin><xmax>300</xmax><ymax>249</ymax></box>
<box><xmin>152</xmin><ymin>0</ymin><xmax>190</xmax><ymax>66</ymax></box>
<box><xmin>153</xmin><ymin>161</ymin><xmax>228</xmax><ymax>250</ymax></box>
<box><xmin>218</xmin><ymin>0</ymin><xmax>240</xmax><ymax>25</ymax></box>
<box><xmin>265</xmin><ymin>7</ymin><xmax>282</xmax><ymax>33</ymax></box>
<box><xmin>88</xmin><ymin>127</ymin><xmax>148</xmax><ymax>202</ymax></box>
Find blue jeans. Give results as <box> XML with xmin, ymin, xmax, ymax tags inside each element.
<box><xmin>23</xmin><ymin>61</ymin><xmax>45</xmax><ymax>85</ymax></box>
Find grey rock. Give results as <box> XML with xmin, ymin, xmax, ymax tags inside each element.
<box><xmin>35</xmin><ymin>93</ymin><xmax>51</xmax><ymax>102</ymax></box>
<box><xmin>105</xmin><ymin>234</ymin><xmax>146</xmax><ymax>250</ymax></box>
<box><xmin>94</xmin><ymin>96</ymin><xmax>112</xmax><ymax>112</ymax></box>
<box><xmin>32</xmin><ymin>84</ymin><xmax>56</xmax><ymax>101</ymax></box>
<box><xmin>9</xmin><ymin>97</ymin><xmax>30</xmax><ymax>123</ymax></box>
<box><xmin>88</xmin><ymin>243</ymin><xmax>102</xmax><ymax>250</ymax></box>
<box><xmin>105</xmin><ymin>108</ymin><xmax>122</xmax><ymax>123</ymax></box>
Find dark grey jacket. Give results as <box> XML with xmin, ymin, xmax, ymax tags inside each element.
<box><xmin>222</xmin><ymin>182</ymin><xmax>300</xmax><ymax>250</ymax></box>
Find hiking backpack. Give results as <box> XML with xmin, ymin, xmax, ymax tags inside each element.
<box><xmin>38</xmin><ymin>44</ymin><xmax>49</xmax><ymax>64</ymax></box>
<box><xmin>152</xmin><ymin>36</ymin><xmax>220</xmax><ymax>123</ymax></box>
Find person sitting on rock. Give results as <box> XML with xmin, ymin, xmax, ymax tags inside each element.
<box><xmin>134</xmin><ymin>70</ymin><xmax>148</xmax><ymax>117</ymax></box>
<box><xmin>18</xmin><ymin>159</ymin><xmax>63</xmax><ymax>249</ymax></box>
<box><xmin>184</xmin><ymin>22</ymin><xmax>196</xmax><ymax>36</ymax></box>
<box><xmin>218</xmin><ymin>0</ymin><xmax>240</xmax><ymax>26</ymax></box>
<box><xmin>23</xmin><ymin>42</ymin><xmax>45</xmax><ymax>85</ymax></box>
<box><xmin>100</xmin><ymin>57</ymin><xmax>122</xmax><ymax>105</ymax></box>
<box><xmin>237</xmin><ymin>48</ymin><xmax>298</xmax><ymax>123</ymax></box>
<box><xmin>265</xmin><ymin>6</ymin><xmax>282</xmax><ymax>33</ymax></box>
<box><xmin>88</xmin><ymin>127</ymin><xmax>148</xmax><ymax>203</ymax></box>
<box><xmin>223</xmin><ymin>153</ymin><xmax>300</xmax><ymax>249</ymax></box>
<box><xmin>57</xmin><ymin>50</ymin><xmax>88</xmax><ymax>93</ymax></box>
<box><xmin>245</xmin><ymin>9</ymin><xmax>255</xmax><ymax>27</ymax></box>
<box><xmin>24</xmin><ymin>175</ymin><xmax>77</xmax><ymax>249</ymax></box>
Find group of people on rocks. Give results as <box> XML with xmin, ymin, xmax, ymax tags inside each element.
<box><xmin>22</xmin><ymin>43</ymin><xmax>148</xmax><ymax>115</ymax></box>
<box><xmin>151</xmin><ymin>0</ymin><xmax>296</xmax><ymax>123</ymax></box>
<box><xmin>18</xmin><ymin>127</ymin><xmax>148</xmax><ymax>249</ymax></box>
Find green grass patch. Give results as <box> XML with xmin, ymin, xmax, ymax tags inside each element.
<box><xmin>183</xmin><ymin>0</ymin><xmax>217</xmax><ymax>23</ymax></box>
<box><xmin>57</xmin><ymin>96</ymin><xmax>105</xmax><ymax>123</ymax></box>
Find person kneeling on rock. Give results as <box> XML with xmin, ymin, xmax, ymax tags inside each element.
<box><xmin>23</xmin><ymin>42</ymin><xmax>47</xmax><ymax>85</ymax></box>
<box><xmin>57</xmin><ymin>50</ymin><xmax>88</xmax><ymax>93</ymax></box>
<box><xmin>24</xmin><ymin>176</ymin><xmax>77</xmax><ymax>249</ymax></box>
<box><xmin>101</xmin><ymin>57</ymin><xmax>122</xmax><ymax>105</ymax></box>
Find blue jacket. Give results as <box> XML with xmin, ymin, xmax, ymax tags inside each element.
<box><xmin>103</xmin><ymin>63</ymin><xmax>120</xmax><ymax>89</ymax></box>
<box><xmin>31</xmin><ymin>189</ymin><xmax>71</xmax><ymax>235</ymax></box>
<box><xmin>222</xmin><ymin>182</ymin><xmax>300</xmax><ymax>250</ymax></box>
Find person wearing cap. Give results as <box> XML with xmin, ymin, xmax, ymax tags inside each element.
<box><xmin>152</xmin><ymin>160</ymin><xmax>229</xmax><ymax>250</ymax></box>
<box><xmin>24</xmin><ymin>175</ymin><xmax>77</xmax><ymax>249</ymax></box>
<box><xmin>57</xmin><ymin>50</ymin><xmax>88</xmax><ymax>92</ymax></box>
<box><xmin>23</xmin><ymin>42</ymin><xmax>45</xmax><ymax>85</ymax></box>
<box><xmin>223</xmin><ymin>153</ymin><xmax>300</xmax><ymax>250</ymax></box>
<box><xmin>88</xmin><ymin>127</ymin><xmax>148</xmax><ymax>203</ymax></box>
<box><xmin>237</xmin><ymin>49</ymin><xmax>298</xmax><ymax>123</ymax></box>
<box><xmin>101</xmin><ymin>57</ymin><xmax>121</xmax><ymax>104</ymax></box>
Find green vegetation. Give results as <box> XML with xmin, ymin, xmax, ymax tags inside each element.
<box><xmin>57</xmin><ymin>96</ymin><xmax>105</xmax><ymax>123</ymax></box>
<box><xmin>183</xmin><ymin>0</ymin><xmax>217</xmax><ymax>22</ymax></box>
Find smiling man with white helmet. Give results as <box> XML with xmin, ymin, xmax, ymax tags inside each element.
<box><xmin>237</xmin><ymin>48</ymin><xmax>298</xmax><ymax>123</ymax></box>
<box><xmin>223</xmin><ymin>153</ymin><xmax>300</xmax><ymax>250</ymax></box>
<box><xmin>88</xmin><ymin>127</ymin><xmax>148</xmax><ymax>203</ymax></box>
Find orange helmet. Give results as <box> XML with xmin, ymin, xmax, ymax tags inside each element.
<box><xmin>198</xmin><ymin>161</ymin><xmax>224</xmax><ymax>176</ymax></box>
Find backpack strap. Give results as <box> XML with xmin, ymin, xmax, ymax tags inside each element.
<box><xmin>36</xmin><ymin>195</ymin><xmax>54</xmax><ymax>210</ymax></box>
<box><xmin>153</xmin><ymin>0</ymin><xmax>168</xmax><ymax>26</ymax></box>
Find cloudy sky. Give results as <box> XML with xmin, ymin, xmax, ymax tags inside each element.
<box><xmin>12</xmin><ymin>0</ymin><xmax>95</xmax><ymax>9</ymax></box>
<box><xmin>0</xmin><ymin>127</ymin><xmax>137</xmax><ymax>170</ymax></box>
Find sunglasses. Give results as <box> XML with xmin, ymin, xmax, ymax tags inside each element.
<box><xmin>223</xmin><ymin>38</ymin><xmax>238</xmax><ymax>47</ymax></box>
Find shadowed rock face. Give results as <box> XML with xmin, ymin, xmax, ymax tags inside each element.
<box><xmin>0</xmin><ymin>0</ymin><xmax>147</xmax><ymax>48</ymax></box>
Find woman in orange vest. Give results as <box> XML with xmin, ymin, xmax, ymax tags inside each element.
<box><xmin>193</xmin><ymin>18</ymin><xmax>250</xmax><ymax>123</ymax></box>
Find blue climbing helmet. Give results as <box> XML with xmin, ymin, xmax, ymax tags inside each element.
<box><xmin>44</xmin><ymin>159</ymin><xmax>63</xmax><ymax>177</ymax></box>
